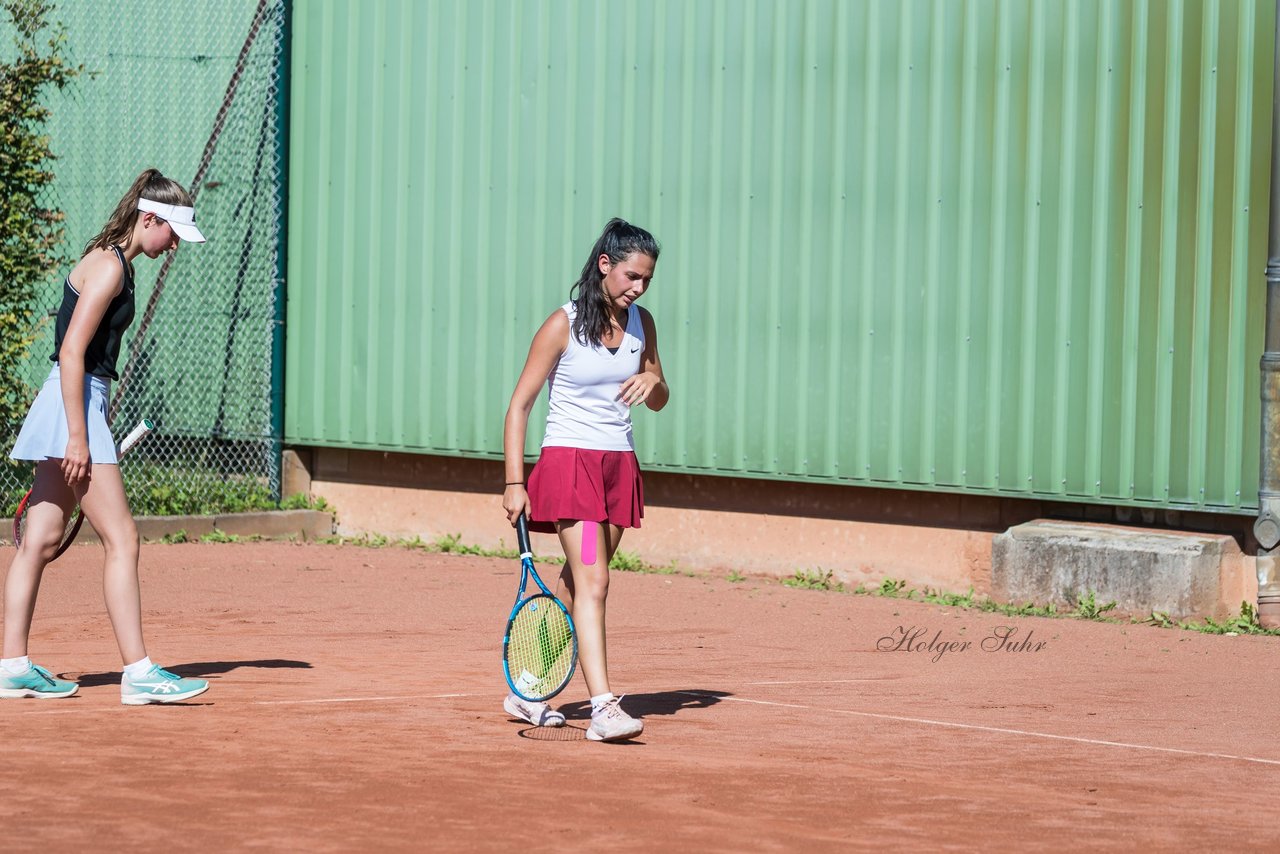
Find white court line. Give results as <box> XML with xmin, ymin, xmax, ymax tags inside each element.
<box><xmin>252</xmin><ymin>693</ymin><xmax>471</xmax><ymax>706</ymax></box>
<box><xmin>747</xmin><ymin>679</ymin><xmax>888</xmax><ymax>686</ymax></box>
<box><xmin>0</xmin><ymin>693</ymin><xmax>474</xmax><ymax>715</ymax></box>
<box><xmin>680</xmin><ymin>692</ymin><xmax>1280</xmax><ymax>768</ymax></box>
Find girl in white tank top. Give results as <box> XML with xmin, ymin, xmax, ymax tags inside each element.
<box><xmin>502</xmin><ymin>219</ymin><xmax>670</xmax><ymax>742</ymax></box>
<box><xmin>542</xmin><ymin>300</ymin><xmax>645</xmax><ymax>451</ymax></box>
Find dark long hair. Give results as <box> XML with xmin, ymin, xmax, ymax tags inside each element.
<box><xmin>569</xmin><ymin>218</ymin><xmax>660</xmax><ymax>346</ymax></box>
<box><xmin>82</xmin><ymin>168</ymin><xmax>193</xmax><ymax>257</ymax></box>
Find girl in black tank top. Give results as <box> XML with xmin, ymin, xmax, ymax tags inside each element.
<box><xmin>1</xmin><ymin>169</ymin><xmax>212</xmax><ymax>705</ymax></box>
<box><xmin>50</xmin><ymin>244</ymin><xmax>135</xmax><ymax>380</ymax></box>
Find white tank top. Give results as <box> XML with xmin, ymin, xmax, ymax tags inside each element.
<box><xmin>542</xmin><ymin>302</ymin><xmax>644</xmax><ymax>451</ymax></box>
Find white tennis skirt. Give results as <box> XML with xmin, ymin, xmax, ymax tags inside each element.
<box><xmin>9</xmin><ymin>364</ymin><xmax>119</xmax><ymax>465</ymax></box>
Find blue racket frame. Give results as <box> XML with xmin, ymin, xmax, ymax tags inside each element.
<box><xmin>502</xmin><ymin>513</ymin><xmax>578</xmax><ymax>702</ymax></box>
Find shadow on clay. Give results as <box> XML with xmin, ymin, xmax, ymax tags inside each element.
<box><xmin>66</xmin><ymin>658</ymin><xmax>312</xmax><ymax>687</ymax></box>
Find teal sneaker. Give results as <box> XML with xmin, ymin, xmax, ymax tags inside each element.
<box><xmin>0</xmin><ymin>663</ymin><xmax>78</xmax><ymax>699</ymax></box>
<box><xmin>121</xmin><ymin>665</ymin><xmax>209</xmax><ymax>705</ymax></box>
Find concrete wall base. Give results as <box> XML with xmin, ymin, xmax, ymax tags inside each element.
<box><xmin>294</xmin><ymin>447</ymin><xmax>1257</xmax><ymax>618</ymax></box>
<box><xmin>125</xmin><ymin>510</ymin><xmax>332</xmax><ymax>543</ymax></box>
<box><xmin>993</xmin><ymin>520</ymin><xmax>1256</xmax><ymax>620</ymax></box>
<box><xmin>282</xmin><ymin>449</ymin><xmax>313</xmax><ymax>499</ymax></box>
<box><xmin>314</xmin><ymin>477</ymin><xmax>997</xmax><ymax>592</ymax></box>
<box><xmin>3</xmin><ymin>510</ymin><xmax>334</xmax><ymax>546</ymax></box>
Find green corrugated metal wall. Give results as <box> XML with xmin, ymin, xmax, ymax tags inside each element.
<box><xmin>286</xmin><ymin>0</ymin><xmax>1274</xmax><ymax>514</ymax></box>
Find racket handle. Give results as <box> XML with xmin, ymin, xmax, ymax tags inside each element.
<box><xmin>117</xmin><ymin>419</ymin><xmax>154</xmax><ymax>457</ymax></box>
<box><xmin>516</xmin><ymin>513</ymin><xmax>532</xmax><ymax>556</ymax></box>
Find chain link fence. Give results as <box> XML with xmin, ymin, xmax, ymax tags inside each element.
<box><xmin>1</xmin><ymin>0</ymin><xmax>286</xmax><ymax>516</ymax></box>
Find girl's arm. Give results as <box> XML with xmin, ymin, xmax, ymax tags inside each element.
<box><xmin>502</xmin><ymin>310</ymin><xmax>570</xmax><ymax>524</ymax></box>
<box><xmin>57</xmin><ymin>251</ymin><xmax>124</xmax><ymax>484</ymax></box>
<box><xmin>620</xmin><ymin>306</ymin><xmax>668</xmax><ymax>412</ymax></box>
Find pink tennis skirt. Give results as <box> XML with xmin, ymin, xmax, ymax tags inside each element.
<box><xmin>526</xmin><ymin>446</ymin><xmax>644</xmax><ymax>534</ymax></box>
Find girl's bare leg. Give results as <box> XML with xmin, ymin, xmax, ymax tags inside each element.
<box><xmin>604</xmin><ymin>524</ymin><xmax>624</xmax><ymax>565</ymax></box>
<box><xmin>78</xmin><ymin>464</ymin><xmax>146</xmax><ymax>664</ymax></box>
<box><xmin>556</xmin><ymin>520</ymin><xmax>612</xmax><ymax>697</ymax></box>
<box><xmin>3</xmin><ymin>461</ymin><xmax>77</xmax><ymax>658</ymax></box>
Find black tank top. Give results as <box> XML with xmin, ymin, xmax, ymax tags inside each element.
<box><xmin>50</xmin><ymin>245</ymin><xmax>135</xmax><ymax>380</ymax></box>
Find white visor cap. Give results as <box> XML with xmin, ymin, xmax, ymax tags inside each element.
<box><xmin>137</xmin><ymin>198</ymin><xmax>206</xmax><ymax>243</ymax></box>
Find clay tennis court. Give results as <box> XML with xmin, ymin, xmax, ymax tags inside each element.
<box><xmin>3</xmin><ymin>540</ymin><xmax>1278</xmax><ymax>850</ymax></box>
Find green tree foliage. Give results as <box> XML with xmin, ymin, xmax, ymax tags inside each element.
<box><xmin>0</xmin><ymin>0</ymin><xmax>82</xmax><ymax>497</ymax></box>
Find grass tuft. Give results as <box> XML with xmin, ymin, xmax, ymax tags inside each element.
<box><xmin>873</xmin><ymin>578</ymin><xmax>907</xmax><ymax>598</ymax></box>
<box><xmin>1070</xmin><ymin>590</ymin><xmax>1118</xmax><ymax>621</ymax></box>
<box><xmin>279</xmin><ymin>493</ymin><xmax>331</xmax><ymax>512</ymax></box>
<box><xmin>609</xmin><ymin>549</ymin><xmax>676</xmax><ymax>574</ymax></box>
<box><xmin>199</xmin><ymin>529</ymin><xmax>240</xmax><ymax>544</ymax></box>
<box><xmin>1148</xmin><ymin>601</ymin><xmax>1280</xmax><ymax>636</ymax></box>
<box><xmin>783</xmin><ymin>569</ymin><xmax>845</xmax><ymax>592</ymax></box>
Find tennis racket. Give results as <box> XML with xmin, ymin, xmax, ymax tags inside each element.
<box><xmin>502</xmin><ymin>513</ymin><xmax>577</xmax><ymax>702</ymax></box>
<box><xmin>13</xmin><ymin>419</ymin><xmax>154</xmax><ymax>560</ymax></box>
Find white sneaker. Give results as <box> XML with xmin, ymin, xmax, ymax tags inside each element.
<box><xmin>504</xmin><ymin>692</ymin><xmax>566</xmax><ymax>727</ymax></box>
<box><xmin>587</xmin><ymin>695</ymin><xmax>643</xmax><ymax>742</ymax></box>
<box><xmin>121</xmin><ymin>665</ymin><xmax>209</xmax><ymax>705</ymax></box>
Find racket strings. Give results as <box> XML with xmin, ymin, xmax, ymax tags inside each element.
<box><xmin>507</xmin><ymin>596</ymin><xmax>574</xmax><ymax>699</ymax></box>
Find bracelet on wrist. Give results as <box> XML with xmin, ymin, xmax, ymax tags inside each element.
<box><xmin>505</xmin><ymin>481</ymin><xmax>524</xmax><ymax>486</ymax></box>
